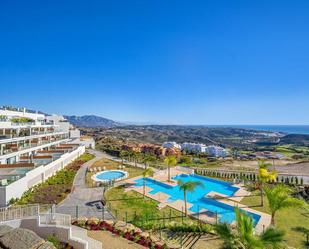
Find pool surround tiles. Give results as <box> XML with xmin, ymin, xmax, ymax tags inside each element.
<box><xmin>92</xmin><ymin>170</ymin><xmax>128</xmax><ymax>183</ymax></box>
<box><xmin>124</xmin><ymin>168</ymin><xmax>271</xmax><ymax>234</ymax></box>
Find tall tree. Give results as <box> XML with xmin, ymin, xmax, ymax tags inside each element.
<box><xmin>119</xmin><ymin>150</ymin><xmax>128</xmax><ymax>165</ymax></box>
<box><xmin>132</xmin><ymin>151</ymin><xmax>140</xmax><ymax>167</ymax></box>
<box><xmin>142</xmin><ymin>154</ymin><xmax>156</xmax><ymax>169</ymax></box>
<box><xmin>258</xmin><ymin>160</ymin><xmax>277</xmax><ymax>206</ymax></box>
<box><xmin>164</xmin><ymin>156</ymin><xmax>177</xmax><ymax>182</ymax></box>
<box><xmin>215</xmin><ymin>208</ymin><xmax>285</xmax><ymax>249</ymax></box>
<box><xmin>264</xmin><ymin>184</ymin><xmax>304</xmax><ymax>226</ymax></box>
<box><xmin>142</xmin><ymin>167</ymin><xmax>154</xmax><ymax>198</ymax></box>
<box><xmin>178</xmin><ymin>180</ymin><xmax>204</xmax><ymax>216</ymax></box>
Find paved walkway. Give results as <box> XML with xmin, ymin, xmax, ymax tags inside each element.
<box><xmin>56</xmin><ymin>150</ymin><xmax>114</xmax><ymax>219</ymax></box>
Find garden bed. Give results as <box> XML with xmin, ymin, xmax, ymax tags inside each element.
<box><xmin>12</xmin><ymin>153</ymin><xmax>95</xmax><ymax>205</ymax></box>
<box><xmin>72</xmin><ymin>218</ymin><xmax>172</xmax><ymax>249</ymax></box>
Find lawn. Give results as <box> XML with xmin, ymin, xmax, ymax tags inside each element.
<box><xmin>105</xmin><ymin>185</ymin><xmax>189</xmax><ymax>229</ymax></box>
<box><xmin>86</xmin><ymin>158</ymin><xmax>144</xmax><ymax>187</ymax></box>
<box><xmin>241</xmin><ymin>190</ymin><xmax>309</xmax><ymax>248</ymax></box>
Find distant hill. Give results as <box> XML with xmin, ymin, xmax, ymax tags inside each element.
<box><xmin>83</xmin><ymin>125</ymin><xmax>282</xmax><ymax>147</ymax></box>
<box><xmin>65</xmin><ymin>115</ymin><xmax>121</xmax><ymax>128</ymax></box>
<box><xmin>279</xmin><ymin>134</ymin><xmax>309</xmax><ymax>146</ymax></box>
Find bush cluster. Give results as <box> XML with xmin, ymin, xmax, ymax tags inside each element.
<box><xmin>12</xmin><ymin>153</ymin><xmax>94</xmax><ymax>205</ymax></box>
<box><xmin>72</xmin><ymin>218</ymin><xmax>171</xmax><ymax>249</ymax></box>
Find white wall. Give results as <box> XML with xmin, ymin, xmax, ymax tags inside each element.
<box><xmin>0</xmin><ymin>146</ymin><xmax>85</xmax><ymax>206</ymax></box>
<box><xmin>70</xmin><ymin>129</ymin><xmax>81</xmax><ymax>139</ymax></box>
<box><xmin>0</xmin><ymin>110</ymin><xmax>45</xmax><ymax>121</ymax></box>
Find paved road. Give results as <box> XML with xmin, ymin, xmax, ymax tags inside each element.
<box><xmin>56</xmin><ymin>150</ymin><xmax>114</xmax><ymax>219</ymax></box>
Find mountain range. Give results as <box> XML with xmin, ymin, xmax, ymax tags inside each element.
<box><xmin>64</xmin><ymin>115</ymin><xmax>121</xmax><ymax>128</ymax></box>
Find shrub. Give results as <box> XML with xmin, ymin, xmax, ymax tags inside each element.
<box><xmin>47</xmin><ymin>235</ymin><xmax>61</xmax><ymax>248</ymax></box>
<box><xmin>13</xmin><ymin>153</ymin><xmax>94</xmax><ymax>205</ymax></box>
<box><xmin>168</xmin><ymin>223</ymin><xmax>214</xmax><ymax>233</ymax></box>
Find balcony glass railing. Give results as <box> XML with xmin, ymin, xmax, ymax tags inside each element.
<box><xmin>0</xmin><ymin>137</ymin><xmax>69</xmax><ymax>156</ymax></box>
<box><xmin>0</xmin><ymin>131</ymin><xmax>65</xmax><ymax>141</ymax></box>
<box><xmin>6</xmin><ymin>121</ymin><xmax>55</xmax><ymax>127</ymax></box>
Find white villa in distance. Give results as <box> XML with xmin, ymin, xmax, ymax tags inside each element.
<box><xmin>162</xmin><ymin>141</ymin><xmax>182</xmax><ymax>150</ymax></box>
<box><xmin>0</xmin><ymin>106</ymin><xmax>94</xmax><ymax>207</ymax></box>
<box><xmin>162</xmin><ymin>141</ymin><xmax>227</xmax><ymax>157</ymax></box>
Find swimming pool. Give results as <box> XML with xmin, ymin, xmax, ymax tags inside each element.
<box><xmin>134</xmin><ymin>173</ymin><xmax>260</xmax><ymax>225</ymax></box>
<box><xmin>92</xmin><ymin>170</ymin><xmax>128</xmax><ymax>183</ymax></box>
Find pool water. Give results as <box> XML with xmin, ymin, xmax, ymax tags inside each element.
<box><xmin>96</xmin><ymin>171</ymin><xmax>125</xmax><ymax>181</ymax></box>
<box><xmin>134</xmin><ymin>174</ymin><xmax>260</xmax><ymax>225</ymax></box>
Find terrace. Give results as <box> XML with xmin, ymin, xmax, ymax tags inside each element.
<box><xmin>0</xmin><ymin>133</ymin><xmax>69</xmax><ymax>158</ymax></box>
<box><xmin>0</xmin><ymin>143</ymin><xmax>79</xmax><ymax>186</ymax></box>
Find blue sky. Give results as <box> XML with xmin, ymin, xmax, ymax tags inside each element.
<box><xmin>0</xmin><ymin>0</ymin><xmax>308</xmax><ymax>125</ymax></box>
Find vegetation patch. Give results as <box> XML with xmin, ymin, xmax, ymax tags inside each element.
<box><xmin>105</xmin><ymin>185</ymin><xmax>195</xmax><ymax>230</ymax></box>
<box><xmin>11</xmin><ymin>153</ymin><xmax>94</xmax><ymax>205</ymax></box>
<box><xmin>72</xmin><ymin>218</ymin><xmax>171</xmax><ymax>249</ymax></box>
<box><xmin>241</xmin><ymin>190</ymin><xmax>309</xmax><ymax>248</ymax></box>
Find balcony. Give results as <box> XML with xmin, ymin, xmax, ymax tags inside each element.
<box><xmin>0</xmin><ymin>120</ymin><xmax>56</xmax><ymax>129</ymax></box>
<box><xmin>0</xmin><ymin>131</ymin><xmax>69</xmax><ymax>145</ymax></box>
<box><xmin>0</xmin><ymin>136</ymin><xmax>70</xmax><ymax>158</ymax></box>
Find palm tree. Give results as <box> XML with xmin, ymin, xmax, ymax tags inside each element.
<box><xmin>264</xmin><ymin>184</ymin><xmax>304</xmax><ymax>226</ymax></box>
<box><xmin>178</xmin><ymin>180</ymin><xmax>204</xmax><ymax>216</ymax></box>
<box><xmin>164</xmin><ymin>156</ymin><xmax>177</xmax><ymax>182</ymax></box>
<box><xmin>119</xmin><ymin>150</ymin><xmax>128</xmax><ymax>165</ymax></box>
<box><xmin>258</xmin><ymin>160</ymin><xmax>277</xmax><ymax>206</ymax></box>
<box><xmin>132</xmin><ymin>151</ymin><xmax>140</xmax><ymax>167</ymax></box>
<box><xmin>142</xmin><ymin>167</ymin><xmax>154</xmax><ymax>198</ymax></box>
<box><xmin>215</xmin><ymin>208</ymin><xmax>285</xmax><ymax>249</ymax></box>
<box><xmin>142</xmin><ymin>154</ymin><xmax>156</xmax><ymax>169</ymax></box>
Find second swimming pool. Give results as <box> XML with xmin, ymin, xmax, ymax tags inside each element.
<box><xmin>134</xmin><ymin>173</ymin><xmax>260</xmax><ymax>225</ymax></box>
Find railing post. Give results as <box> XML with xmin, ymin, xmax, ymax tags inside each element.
<box><xmin>75</xmin><ymin>206</ymin><xmax>79</xmax><ymax>219</ymax></box>
<box><xmin>181</xmin><ymin>207</ymin><xmax>184</xmax><ymax>223</ymax></box>
<box><xmin>197</xmin><ymin>205</ymin><xmax>199</xmax><ymax>222</ymax></box>
<box><xmin>216</xmin><ymin>211</ymin><xmax>218</xmax><ymax>224</ymax></box>
<box><xmin>163</xmin><ymin>212</ymin><xmax>165</xmax><ymax>227</ymax></box>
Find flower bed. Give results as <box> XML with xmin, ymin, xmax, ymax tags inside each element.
<box><xmin>12</xmin><ymin>153</ymin><xmax>95</xmax><ymax>205</ymax></box>
<box><xmin>72</xmin><ymin>218</ymin><xmax>173</xmax><ymax>249</ymax></box>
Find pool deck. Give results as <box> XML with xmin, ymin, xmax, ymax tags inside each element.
<box><xmin>123</xmin><ymin>168</ymin><xmax>271</xmax><ymax>234</ymax></box>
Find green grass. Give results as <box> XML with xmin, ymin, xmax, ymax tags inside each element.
<box><xmin>241</xmin><ymin>190</ymin><xmax>309</xmax><ymax>248</ymax></box>
<box><xmin>105</xmin><ymin>185</ymin><xmax>194</xmax><ymax>230</ymax></box>
<box><xmin>79</xmin><ymin>153</ymin><xmax>95</xmax><ymax>161</ymax></box>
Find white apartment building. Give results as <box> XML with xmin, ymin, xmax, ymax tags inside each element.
<box><xmin>162</xmin><ymin>141</ymin><xmax>181</xmax><ymax>150</ymax></box>
<box><xmin>0</xmin><ymin>107</ymin><xmax>88</xmax><ymax>206</ymax></box>
<box><xmin>181</xmin><ymin>142</ymin><xmax>208</xmax><ymax>153</ymax></box>
<box><xmin>205</xmin><ymin>145</ymin><xmax>227</xmax><ymax>158</ymax></box>
<box><xmin>163</xmin><ymin>141</ymin><xmax>228</xmax><ymax>157</ymax></box>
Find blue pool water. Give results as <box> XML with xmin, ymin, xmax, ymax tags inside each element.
<box><xmin>96</xmin><ymin>171</ymin><xmax>125</xmax><ymax>181</ymax></box>
<box><xmin>134</xmin><ymin>174</ymin><xmax>260</xmax><ymax>225</ymax></box>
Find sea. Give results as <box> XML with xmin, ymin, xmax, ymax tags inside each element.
<box><xmin>207</xmin><ymin>125</ymin><xmax>309</xmax><ymax>135</ymax></box>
